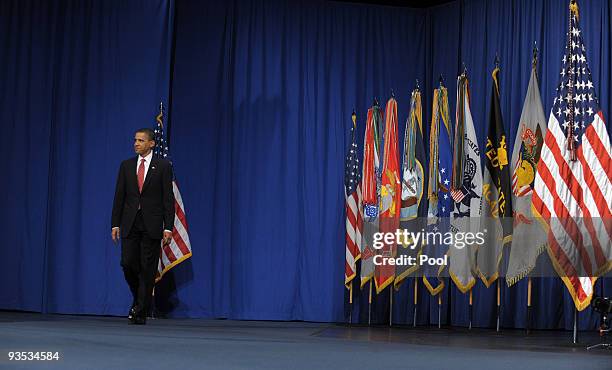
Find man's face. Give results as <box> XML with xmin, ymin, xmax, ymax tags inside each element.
<box><xmin>134</xmin><ymin>132</ymin><xmax>155</xmax><ymax>156</ymax></box>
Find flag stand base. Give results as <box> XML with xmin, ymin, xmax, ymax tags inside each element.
<box><xmin>586</xmin><ymin>343</ymin><xmax>611</xmax><ymax>351</ymax></box>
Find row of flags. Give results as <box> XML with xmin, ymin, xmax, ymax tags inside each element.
<box><xmin>344</xmin><ymin>1</ymin><xmax>611</xmax><ymax>310</ymax></box>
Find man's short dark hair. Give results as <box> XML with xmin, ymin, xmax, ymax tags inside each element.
<box><xmin>135</xmin><ymin>128</ymin><xmax>155</xmax><ymax>141</ymax></box>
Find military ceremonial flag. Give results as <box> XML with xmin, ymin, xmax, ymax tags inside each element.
<box><xmin>477</xmin><ymin>66</ymin><xmax>513</xmax><ymax>287</ymax></box>
<box><xmin>532</xmin><ymin>1</ymin><xmax>612</xmax><ymax>311</ymax></box>
<box><xmin>449</xmin><ymin>73</ymin><xmax>482</xmax><ymax>293</ymax></box>
<box><xmin>395</xmin><ymin>88</ymin><xmax>428</xmax><ymax>288</ymax></box>
<box><xmin>153</xmin><ymin>105</ymin><xmax>193</xmax><ymax>282</ymax></box>
<box><xmin>376</xmin><ymin>97</ymin><xmax>400</xmax><ymax>293</ymax></box>
<box><xmin>424</xmin><ymin>84</ymin><xmax>453</xmax><ymax>295</ymax></box>
<box><xmin>506</xmin><ymin>61</ymin><xmax>548</xmax><ymax>286</ymax></box>
<box><xmin>345</xmin><ymin>112</ymin><xmax>363</xmax><ymax>289</ymax></box>
<box><xmin>360</xmin><ymin>104</ymin><xmax>383</xmax><ymax>288</ymax></box>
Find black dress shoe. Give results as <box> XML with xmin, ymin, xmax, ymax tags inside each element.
<box><xmin>132</xmin><ymin>315</ymin><xmax>146</xmax><ymax>325</ymax></box>
<box><xmin>127</xmin><ymin>307</ymin><xmax>137</xmax><ymax>324</ymax></box>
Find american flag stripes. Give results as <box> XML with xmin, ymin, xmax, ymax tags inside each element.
<box><xmin>532</xmin><ymin>3</ymin><xmax>612</xmax><ymax>310</ymax></box>
<box><xmin>345</xmin><ymin>113</ymin><xmax>363</xmax><ymax>288</ymax></box>
<box><xmin>153</xmin><ymin>106</ymin><xmax>193</xmax><ymax>282</ymax></box>
<box><xmin>450</xmin><ymin>189</ymin><xmax>466</xmax><ymax>203</ymax></box>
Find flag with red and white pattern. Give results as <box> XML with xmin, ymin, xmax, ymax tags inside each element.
<box><xmin>345</xmin><ymin>113</ymin><xmax>363</xmax><ymax>288</ymax></box>
<box><xmin>532</xmin><ymin>2</ymin><xmax>612</xmax><ymax>311</ymax></box>
<box><xmin>153</xmin><ymin>106</ymin><xmax>193</xmax><ymax>282</ymax></box>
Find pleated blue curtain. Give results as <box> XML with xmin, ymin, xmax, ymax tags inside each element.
<box><xmin>1</xmin><ymin>0</ymin><xmax>610</xmax><ymax>329</ymax></box>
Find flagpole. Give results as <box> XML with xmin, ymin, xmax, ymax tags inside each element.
<box><xmin>438</xmin><ymin>292</ymin><xmax>442</xmax><ymax>329</ymax></box>
<box><xmin>389</xmin><ymin>287</ymin><xmax>393</xmax><ymax>327</ymax></box>
<box><xmin>523</xmin><ymin>43</ymin><xmax>538</xmax><ymax>336</ymax></box>
<box><xmin>368</xmin><ymin>280</ymin><xmax>372</xmax><ymax>325</ymax></box>
<box><xmin>569</xmin><ymin>1</ymin><xmax>579</xmax><ymax>344</ymax></box>
<box><xmin>526</xmin><ymin>277</ymin><xmax>532</xmax><ymax>334</ymax></box>
<box><xmin>349</xmin><ymin>283</ymin><xmax>353</xmax><ymax>325</ymax></box>
<box><xmin>566</xmin><ymin>0</ymin><xmax>578</xmax><ymax>162</ymax></box>
<box><xmin>468</xmin><ymin>288</ymin><xmax>473</xmax><ymax>330</ymax></box>
<box><xmin>151</xmin><ymin>104</ymin><xmax>163</xmax><ymax>320</ymax></box>
<box><xmin>159</xmin><ymin>101</ymin><xmax>165</xmax><ymax>145</ymax></box>
<box><xmin>150</xmin><ymin>286</ymin><xmax>157</xmax><ymax>319</ymax></box>
<box><xmin>573</xmin><ymin>307</ymin><xmax>578</xmax><ymax>344</ymax></box>
<box><xmin>413</xmin><ymin>278</ymin><xmax>418</xmax><ymax>327</ymax></box>
<box><xmin>496</xmin><ymin>280</ymin><xmax>501</xmax><ymax>332</ymax></box>
<box><xmin>522</xmin><ymin>41</ymin><xmax>538</xmax><ymax>335</ymax></box>
<box><xmin>349</xmin><ymin>110</ymin><xmax>355</xmax><ymax>326</ymax></box>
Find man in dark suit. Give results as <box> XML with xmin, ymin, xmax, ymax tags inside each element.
<box><xmin>111</xmin><ymin>128</ymin><xmax>174</xmax><ymax>325</ymax></box>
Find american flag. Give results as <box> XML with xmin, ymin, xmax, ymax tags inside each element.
<box><xmin>345</xmin><ymin>113</ymin><xmax>362</xmax><ymax>289</ymax></box>
<box><xmin>153</xmin><ymin>105</ymin><xmax>193</xmax><ymax>282</ymax></box>
<box><xmin>450</xmin><ymin>188</ymin><xmax>465</xmax><ymax>203</ymax></box>
<box><xmin>532</xmin><ymin>3</ymin><xmax>612</xmax><ymax>311</ymax></box>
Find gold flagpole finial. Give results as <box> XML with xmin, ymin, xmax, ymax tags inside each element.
<box><xmin>351</xmin><ymin>110</ymin><xmax>357</xmax><ymax>129</ymax></box>
<box><xmin>156</xmin><ymin>101</ymin><xmax>164</xmax><ymax>127</ymax></box>
<box><xmin>570</xmin><ymin>0</ymin><xmax>579</xmax><ymax>20</ymax></box>
<box><xmin>492</xmin><ymin>53</ymin><xmax>501</xmax><ymax>95</ymax></box>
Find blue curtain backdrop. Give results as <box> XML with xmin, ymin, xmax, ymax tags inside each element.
<box><xmin>1</xmin><ymin>0</ymin><xmax>611</xmax><ymax>329</ymax></box>
<box><xmin>0</xmin><ymin>0</ymin><xmax>174</xmax><ymax>313</ymax></box>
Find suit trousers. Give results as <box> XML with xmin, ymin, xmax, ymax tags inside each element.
<box><xmin>120</xmin><ymin>210</ymin><xmax>160</xmax><ymax>317</ymax></box>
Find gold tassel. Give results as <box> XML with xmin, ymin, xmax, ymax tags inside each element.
<box><xmin>492</xmin><ymin>67</ymin><xmax>500</xmax><ymax>96</ymax></box>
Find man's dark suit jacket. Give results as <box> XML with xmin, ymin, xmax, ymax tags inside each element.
<box><xmin>111</xmin><ymin>156</ymin><xmax>175</xmax><ymax>239</ymax></box>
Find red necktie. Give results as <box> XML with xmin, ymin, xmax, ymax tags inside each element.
<box><xmin>138</xmin><ymin>158</ymin><xmax>146</xmax><ymax>193</ymax></box>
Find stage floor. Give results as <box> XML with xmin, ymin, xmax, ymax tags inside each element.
<box><xmin>1</xmin><ymin>311</ymin><xmax>610</xmax><ymax>370</ymax></box>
